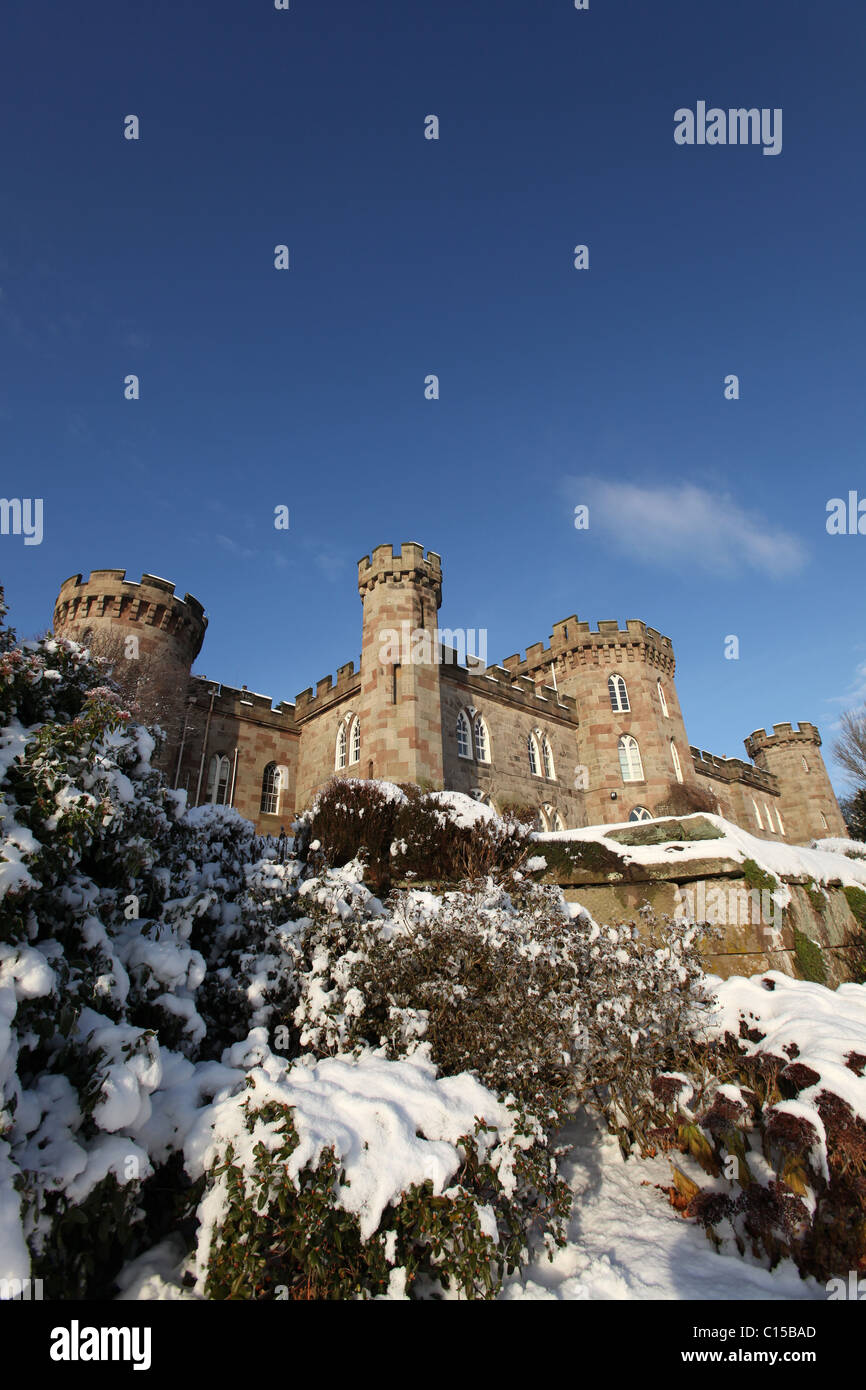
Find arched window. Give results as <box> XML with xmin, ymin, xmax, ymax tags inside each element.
<box><xmin>528</xmin><ymin>732</ymin><xmax>541</xmax><ymax>776</ymax></box>
<box><xmin>457</xmin><ymin>711</ymin><xmax>471</xmax><ymax>759</ymax></box>
<box><xmin>335</xmin><ymin>723</ymin><xmax>347</xmax><ymax>771</ymax></box>
<box><xmin>752</xmin><ymin>799</ymin><xmax>763</xmax><ymax>831</ymax></box>
<box><xmin>550</xmin><ymin>809</ymin><xmax>566</xmax><ymax>831</ymax></box>
<box><xmin>820</xmin><ymin>811</ymin><xmax>829</xmax><ymax>830</ymax></box>
<box><xmin>206</xmin><ymin>754</ymin><xmax>231</xmax><ymax>805</ymax></box>
<box><xmin>658</xmin><ymin>681</ymin><xmax>669</xmax><ymax>718</ymax></box>
<box><xmin>473</xmin><ymin>714</ymin><xmax>490</xmax><ymax>763</ymax></box>
<box><xmin>776</xmin><ymin>808</ymin><xmax>785</xmax><ymax>836</ymax></box>
<box><xmin>260</xmin><ymin>762</ymin><xmax>281</xmax><ymax>815</ymax></box>
<box><xmin>802</xmin><ymin>755</ymin><xmax>810</xmax><ymax>773</ymax></box>
<box><xmin>609</xmin><ymin>674</ymin><xmax>630</xmax><ymax>713</ymax></box>
<box><xmin>536</xmin><ymin>805</ymin><xmax>549</xmax><ymax>832</ymax></box>
<box><xmin>629</xmin><ymin>806</ymin><xmax>652</xmax><ymax>822</ymax></box>
<box><xmin>350</xmin><ymin>716</ymin><xmax>361</xmax><ymax>765</ymax></box>
<box><xmin>671</xmin><ymin>740</ymin><xmax>683</xmax><ymax>783</ymax></box>
<box><xmin>618</xmin><ymin>735</ymin><xmax>643</xmax><ymax>783</ymax></box>
<box><xmin>764</xmin><ymin>802</ymin><xmax>775</xmax><ymax>832</ymax></box>
<box><xmin>542</xmin><ymin>735</ymin><xmax>555</xmax><ymax>780</ymax></box>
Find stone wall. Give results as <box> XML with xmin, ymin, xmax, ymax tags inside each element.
<box><xmin>176</xmin><ymin>681</ymin><xmax>299</xmax><ymax>832</ymax></box>
<box><xmin>440</xmin><ymin>663</ymin><xmax>584</xmax><ymax>827</ymax></box>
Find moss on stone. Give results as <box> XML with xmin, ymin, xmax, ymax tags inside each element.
<box><xmin>741</xmin><ymin>858</ymin><xmax>779</xmax><ymax>895</ymax></box>
<box><xmin>793</xmin><ymin>929</ymin><xmax>827</xmax><ymax>985</ymax></box>
<box><xmin>843</xmin><ymin>884</ymin><xmax>866</xmax><ymax>927</ymax></box>
<box><xmin>605</xmin><ymin>816</ymin><xmax>723</xmax><ymax>848</ymax></box>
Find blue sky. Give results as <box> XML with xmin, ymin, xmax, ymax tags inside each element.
<box><xmin>2</xmin><ymin>0</ymin><xmax>865</xmax><ymax>792</ymax></box>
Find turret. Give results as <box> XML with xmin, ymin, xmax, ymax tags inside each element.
<box><xmin>54</xmin><ymin>570</ymin><xmax>206</xmax><ymax>680</ymax></box>
<box><xmin>744</xmin><ymin>723</ymin><xmax>848</xmax><ymax>842</ymax></box>
<box><xmin>355</xmin><ymin>543</ymin><xmax>444</xmax><ymax>785</ymax></box>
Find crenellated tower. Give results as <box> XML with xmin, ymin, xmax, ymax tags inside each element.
<box><xmin>54</xmin><ymin>570</ymin><xmax>207</xmax><ymax>680</ymax></box>
<box><xmin>502</xmin><ymin>615</ymin><xmax>700</xmax><ymax>824</ymax></box>
<box><xmin>744</xmin><ymin>723</ymin><xmax>848</xmax><ymax>843</ymax></box>
<box><xmin>356</xmin><ymin>542</ymin><xmax>444</xmax><ymax>787</ymax></box>
<box><xmin>54</xmin><ymin>571</ymin><xmax>207</xmax><ymax>768</ymax></box>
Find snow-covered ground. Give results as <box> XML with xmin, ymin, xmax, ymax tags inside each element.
<box><xmin>502</xmin><ymin>1112</ymin><xmax>822</xmax><ymax>1301</ymax></box>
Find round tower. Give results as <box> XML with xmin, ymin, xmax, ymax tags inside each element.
<box><xmin>356</xmin><ymin>542</ymin><xmax>444</xmax><ymax>785</ymax></box>
<box><xmin>509</xmin><ymin>615</ymin><xmax>702</xmax><ymax>824</ymax></box>
<box><xmin>744</xmin><ymin>722</ymin><xmax>848</xmax><ymax>842</ymax></box>
<box><xmin>54</xmin><ymin>570</ymin><xmax>207</xmax><ymax>680</ymax></box>
<box><xmin>53</xmin><ymin>572</ymin><xmax>207</xmax><ymax>767</ymax></box>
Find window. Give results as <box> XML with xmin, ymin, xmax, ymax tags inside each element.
<box><xmin>658</xmin><ymin>681</ymin><xmax>669</xmax><ymax>718</ymax></box>
<box><xmin>457</xmin><ymin>711</ymin><xmax>471</xmax><ymax>759</ymax></box>
<box><xmin>820</xmin><ymin>812</ymin><xmax>829</xmax><ymax>830</ymax></box>
<box><xmin>542</xmin><ymin>735</ymin><xmax>555</xmax><ymax>780</ymax></box>
<box><xmin>206</xmin><ymin>754</ymin><xmax>231</xmax><ymax>805</ymax></box>
<box><xmin>629</xmin><ymin>806</ymin><xmax>652</xmax><ymax>822</ymax></box>
<box><xmin>752</xmin><ymin>799</ymin><xmax>763</xmax><ymax>831</ymax></box>
<box><xmin>536</xmin><ymin>805</ymin><xmax>548</xmax><ymax>832</ymax></box>
<box><xmin>528</xmin><ymin>732</ymin><xmax>541</xmax><ymax>776</ymax></box>
<box><xmin>776</xmin><ymin>808</ymin><xmax>785</xmax><ymax>836</ymax></box>
<box><xmin>618</xmin><ymin>735</ymin><xmax>643</xmax><ymax>783</ymax></box>
<box><xmin>350</xmin><ymin>716</ymin><xmax>361</xmax><ymax>765</ymax></box>
<box><xmin>473</xmin><ymin>714</ymin><xmax>490</xmax><ymax>763</ymax></box>
<box><xmin>671</xmin><ymin>740</ymin><xmax>683</xmax><ymax>783</ymax></box>
<box><xmin>260</xmin><ymin>762</ymin><xmax>281</xmax><ymax>815</ymax></box>
<box><xmin>608</xmin><ymin>674</ymin><xmax>630</xmax><ymax>713</ymax></box>
<box><xmin>764</xmin><ymin>803</ymin><xmax>775</xmax><ymax>832</ymax></box>
<box><xmin>802</xmin><ymin>756</ymin><xmax>810</xmax><ymax>773</ymax></box>
<box><xmin>335</xmin><ymin>723</ymin><xmax>347</xmax><ymax>771</ymax></box>
<box><xmin>550</xmin><ymin>809</ymin><xmax>566</xmax><ymax>831</ymax></box>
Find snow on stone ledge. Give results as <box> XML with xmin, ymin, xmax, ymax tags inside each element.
<box><xmin>535</xmin><ymin>813</ymin><xmax>866</xmax><ymax>890</ymax></box>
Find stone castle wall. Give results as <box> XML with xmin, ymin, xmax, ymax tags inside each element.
<box><xmin>50</xmin><ymin>550</ymin><xmax>849</xmax><ymax>842</ymax></box>
<box><xmin>440</xmin><ymin>663</ymin><xmax>585</xmax><ymax>826</ymax></box>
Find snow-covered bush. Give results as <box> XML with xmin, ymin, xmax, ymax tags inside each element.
<box><xmin>284</xmin><ymin>877</ymin><xmax>715</xmax><ymax>1141</ymax></box>
<box><xmin>646</xmin><ymin>973</ymin><xmax>866</xmax><ymax>1281</ymax></box>
<box><xmin>302</xmin><ymin>777</ymin><xmax>530</xmax><ymax>892</ymax></box>
<box><xmin>288</xmin><ymin>877</ymin><xmax>582</xmax><ymax>1124</ymax></box>
<box><xmin>0</xmin><ymin>599</ymin><xmax>571</xmax><ymax>1299</ymax></box>
<box><xmin>189</xmin><ymin>1049</ymin><xmax>570</xmax><ymax>1300</ymax></box>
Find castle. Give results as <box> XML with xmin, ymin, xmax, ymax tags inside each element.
<box><xmin>52</xmin><ymin>542</ymin><xmax>848</xmax><ymax>845</ymax></box>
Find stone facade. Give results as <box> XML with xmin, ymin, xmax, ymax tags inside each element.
<box><xmin>51</xmin><ymin>545</ymin><xmax>849</xmax><ymax>842</ymax></box>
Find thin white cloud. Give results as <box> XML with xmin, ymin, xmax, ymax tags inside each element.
<box><xmin>565</xmin><ymin>477</ymin><xmax>807</xmax><ymax>578</ymax></box>
<box><xmin>215</xmin><ymin>533</ymin><xmax>257</xmax><ymax>560</ymax></box>
<box><xmin>826</xmin><ymin>658</ymin><xmax>866</xmax><ymax>712</ymax></box>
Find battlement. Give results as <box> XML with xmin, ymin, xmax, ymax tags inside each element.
<box><xmin>294</xmin><ymin>659</ymin><xmax>361</xmax><ymax>720</ymax></box>
<box><xmin>691</xmin><ymin>746</ymin><xmax>778</xmax><ymax>794</ymax></box>
<box><xmin>442</xmin><ymin>659</ymin><xmax>578</xmax><ymax>720</ymax></box>
<box><xmin>358</xmin><ymin>543</ymin><xmax>443</xmax><ymax>607</ymax></box>
<box><xmin>190</xmin><ymin>676</ymin><xmax>297</xmax><ymax>726</ymax></box>
<box><xmin>501</xmin><ymin>615</ymin><xmax>675</xmax><ymax>676</ymax></box>
<box><xmin>54</xmin><ymin>569</ymin><xmax>207</xmax><ymax>662</ymax></box>
<box><xmin>744</xmin><ymin>722</ymin><xmax>822</xmax><ymax>758</ymax></box>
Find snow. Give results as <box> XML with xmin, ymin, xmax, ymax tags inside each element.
<box><xmin>502</xmin><ymin>1112</ymin><xmax>823</xmax><ymax>1301</ymax></box>
<box><xmin>428</xmin><ymin>790</ymin><xmax>498</xmax><ymax>828</ymax></box>
<box><xmin>183</xmin><ymin>1040</ymin><xmax>520</xmax><ymax>1288</ymax></box>
<box><xmin>707</xmin><ymin>971</ymin><xmax>866</xmax><ymax>1121</ymax></box>
<box><xmin>538</xmin><ymin>812</ymin><xmax>866</xmax><ymax>890</ymax></box>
